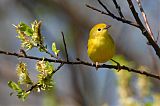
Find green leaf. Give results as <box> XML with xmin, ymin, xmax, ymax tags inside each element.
<box><xmin>8</xmin><ymin>81</ymin><xmax>30</xmax><ymax>101</ymax></box>
<box><xmin>52</xmin><ymin>42</ymin><xmax>60</xmax><ymax>57</ymax></box>
<box><xmin>15</xmin><ymin>20</ymin><xmax>45</xmax><ymax>51</ymax></box>
<box><xmin>8</xmin><ymin>81</ymin><xmax>22</xmax><ymax>92</ymax></box>
<box><xmin>19</xmin><ymin>22</ymin><xmax>33</xmax><ymax>36</ymax></box>
<box><xmin>17</xmin><ymin>91</ymin><xmax>30</xmax><ymax>101</ymax></box>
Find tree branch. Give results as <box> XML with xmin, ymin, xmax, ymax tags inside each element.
<box><xmin>61</xmin><ymin>32</ymin><xmax>69</xmax><ymax>62</ymax></box>
<box><xmin>86</xmin><ymin>4</ymin><xmax>139</xmax><ymax>28</ymax></box>
<box><xmin>42</xmin><ymin>45</ymin><xmax>57</xmax><ymax>59</ymax></box>
<box><xmin>1</xmin><ymin>50</ymin><xmax>160</xmax><ymax>80</ymax></box>
<box><xmin>52</xmin><ymin>63</ymin><xmax>64</xmax><ymax>75</ymax></box>
<box><xmin>26</xmin><ymin>63</ymin><xmax>64</xmax><ymax>93</ymax></box>
<box><xmin>26</xmin><ymin>84</ymin><xmax>39</xmax><ymax>93</ymax></box>
<box><xmin>86</xmin><ymin>0</ymin><xmax>160</xmax><ymax>59</ymax></box>
<box><xmin>126</xmin><ymin>0</ymin><xmax>160</xmax><ymax>59</ymax></box>
<box><xmin>136</xmin><ymin>0</ymin><xmax>154</xmax><ymax>40</ymax></box>
<box><xmin>112</xmin><ymin>0</ymin><xmax>125</xmax><ymax>19</ymax></box>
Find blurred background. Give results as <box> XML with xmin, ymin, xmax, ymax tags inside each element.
<box><xmin>0</xmin><ymin>0</ymin><xmax>160</xmax><ymax>106</ymax></box>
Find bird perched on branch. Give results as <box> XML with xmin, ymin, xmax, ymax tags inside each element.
<box><xmin>87</xmin><ymin>23</ymin><xmax>115</xmax><ymax>69</ymax></box>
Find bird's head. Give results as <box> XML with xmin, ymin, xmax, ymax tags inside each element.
<box><xmin>89</xmin><ymin>23</ymin><xmax>111</xmax><ymax>38</ymax></box>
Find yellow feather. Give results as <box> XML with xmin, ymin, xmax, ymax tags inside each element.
<box><xmin>87</xmin><ymin>23</ymin><xmax>115</xmax><ymax>63</ymax></box>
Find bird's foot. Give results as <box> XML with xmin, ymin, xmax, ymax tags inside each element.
<box><xmin>95</xmin><ymin>62</ymin><xmax>99</xmax><ymax>70</ymax></box>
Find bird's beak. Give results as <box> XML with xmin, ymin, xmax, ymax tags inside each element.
<box><xmin>104</xmin><ymin>25</ymin><xmax>111</xmax><ymax>30</ymax></box>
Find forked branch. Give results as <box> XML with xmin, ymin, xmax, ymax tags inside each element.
<box><xmin>0</xmin><ymin>50</ymin><xmax>160</xmax><ymax>80</ymax></box>
<box><xmin>86</xmin><ymin>0</ymin><xmax>160</xmax><ymax>59</ymax></box>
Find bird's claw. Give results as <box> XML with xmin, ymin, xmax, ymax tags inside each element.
<box><xmin>95</xmin><ymin>62</ymin><xmax>99</xmax><ymax>70</ymax></box>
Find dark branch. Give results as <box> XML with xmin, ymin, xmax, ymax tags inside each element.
<box><xmin>136</xmin><ymin>0</ymin><xmax>154</xmax><ymax>40</ymax></box>
<box><xmin>86</xmin><ymin>4</ymin><xmax>139</xmax><ymax>28</ymax></box>
<box><xmin>52</xmin><ymin>63</ymin><xmax>64</xmax><ymax>74</ymax></box>
<box><xmin>87</xmin><ymin>0</ymin><xmax>160</xmax><ymax>59</ymax></box>
<box><xmin>126</xmin><ymin>0</ymin><xmax>160</xmax><ymax>59</ymax></box>
<box><xmin>156</xmin><ymin>31</ymin><xmax>160</xmax><ymax>43</ymax></box>
<box><xmin>97</xmin><ymin>0</ymin><xmax>112</xmax><ymax>15</ymax></box>
<box><xmin>26</xmin><ymin>63</ymin><xmax>64</xmax><ymax>92</ymax></box>
<box><xmin>1</xmin><ymin>50</ymin><xmax>160</xmax><ymax>80</ymax></box>
<box><xmin>61</xmin><ymin>32</ymin><xmax>69</xmax><ymax>62</ymax></box>
<box><xmin>112</xmin><ymin>0</ymin><xmax>125</xmax><ymax>19</ymax></box>
<box><xmin>44</xmin><ymin>48</ymin><xmax>57</xmax><ymax>58</ymax></box>
<box><xmin>26</xmin><ymin>84</ymin><xmax>39</xmax><ymax>93</ymax></box>
<box><xmin>76</xmin><ymin>58</ymin><xmax>160</xmax><ymax>80</ymax></box>
<box><xmin>40</xmin><ymin>44</ymin><xmax>57</xmax><ymax>59</ymax></box>
<box><xmin>86</xmin><ymin>4</ymin><xmax>109</xmax><ymax>15</ymax></box>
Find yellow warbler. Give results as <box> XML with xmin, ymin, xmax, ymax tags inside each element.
<box><xmin>87</xmin><ymin>23</ymin><xmax>115</xmax><ymax>65</ymax></box>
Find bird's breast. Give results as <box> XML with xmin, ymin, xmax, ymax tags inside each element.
<box><xmin>87</xmin><ymin>36</ymin><xmax>115</xmax><ymax>63</ymax></box>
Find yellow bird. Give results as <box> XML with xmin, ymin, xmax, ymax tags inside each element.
<box><xmin>87</xmin><ymin>23</ymin><xmax>115</xmax><ymax>68</ymax></box>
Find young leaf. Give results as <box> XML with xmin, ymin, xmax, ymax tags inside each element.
<box><xmin>8</xmin><ymin>81</ymin><xmax>30</xmax><ymax>101</ymax></box>
<box><xmin>8</xmin><ymin>81</ymin><xmax>22</xmax><ymax>92</ymax></box>
<box><xmin>17</xmin><ymin>91</ymin><xmax>30</xmax><ymax>101</ymax></box>
<box><xmin>52</xmin><ymin>42</ymin><xmax>60</xmax><ymax>57</ymax></box>
<box><xmin>15</xmin><ymin>20</ymin><xmax>44</xmax><ymax>51</ymax></box>
<box><xmin>18</xmin><ymin>22</ymin><xmax>33</xmax><ymax>36</ymax></box>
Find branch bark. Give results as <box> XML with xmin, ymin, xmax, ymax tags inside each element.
<box><xmin>86</xmin><ymin>4</ymin><xmax>139</xmax><ymax>27</ymax></box>
<box><xmin>112</xmin><ymin>0</ymin><xmax>125</xmax><ymax>19</ymax></box>
<box><xmin>136</xmin><ymin>0</ymin><xmax>154</xmax><ymax>40</ymax></box>
<box><xmin>61</xmin><ymin>32</ymin><xmax>69</xmax><ymax>62</ymax></box>
<box><xmin>1</xmin><ymin>50</ymin><xmax>160</xmax><ymax>80</ymax></box>
<box><xmin>86</xmin><ymin>0</ymin><xmax>160</xmax><ymax>59</ymax></box>
<box><xmin>127</xmin><ymin>0</ymin><xmax>160</xmax><ymax>59</ymax></box>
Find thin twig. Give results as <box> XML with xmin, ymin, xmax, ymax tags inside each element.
<box><xmin>97</xmin><ymin>0</ymin><xmax>112</xmax><ymax>15</ymax></box>
<box><xmin>26</xmin><ymin>84</ymin><xmax>39</xmax><ymax>92</ymax></box>
<box><xmin>1</xmin><ymin>50</ymin><xmax>160</xmax><ymax>80</ymax></box>
<box><xmin>26</xmin><ymin>63</ymin><xmax>64</xmax><ymax>92</ymax></box>
<box><xmin>112</xmin><ymin>0</ymin><xmax>125</xmax><ymax>19</ymax></box>
<box><xmin>86</xmin><ymin>4</ymin><xmax>109</xmax><ymax>15</ymax></box>
<box><xmin>76</xmin><ymin>58</ymin><xmax>160</xmax><ymax>80</ymax></box>
<box><xmin>61</xmin><ymin>32</ymin><xmax>69</xmax><ymax>62</ymax></box>
<box><xmin>19</xmin><ymin>49</ymin><xmax>27</xmax><ymax>57</ymax></box>
<box><xmin>136</xmin><ymin>0</ymin><xmax>154</xmax><ymax>40</ymax></box>
<box><xmin>87</xmin><ymin>0</ymin><xmax>160</xmax><ymax>59</ymax></box>
<box><xmin>52</xmin><ymin>63</ymin><xmax>64</xmax><ymax>75</ymax></box>
<box><xmin>86</xmin><ymin>4</ymin><xmax>139</xmax><ymax>28</ymax></box>
<box><xmin>35</xmin><ymin>21</ymin><xmax>57</xmax><ymax>59</ymax></box>
<box><xmin>40</xmin><ymin>45</ymin><xmax>58</xmax><ymax>59</ymax></box>
<box><xmin>156</xmin><ymin>31</ymin><xmax>160</xmax><ymax>43</ymax></box>
<box><xmin>126</xmin><ymin>0</ymin><xmax>160</xmax><ymax>59</ymax></box>
<box><xmin>44</xmin><ymin>49</ymin><xmax>57</xmax><ymax>58</ymax></box>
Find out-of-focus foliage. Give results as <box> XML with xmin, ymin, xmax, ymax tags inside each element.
<box><xmin>43</xmin><ymin>90</ymin><xmax>58</xmax><ymax>106</ymax></box>
<box><xmin>111</xmin><ymin>56</ymin><xmax>160</xmax><ymax>106</ymax></box>
<box><xmin>112</xmin><ymin>55</ymin><xmax>138</xmax><ymax>106</ymax></box>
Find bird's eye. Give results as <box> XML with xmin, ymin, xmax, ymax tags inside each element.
<box><xmin>98</xmin><ymin>28</ymin><xmax>101</xmax><ymax>31</ymax></box>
